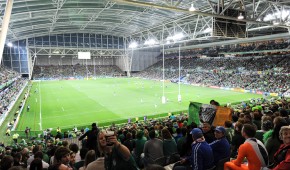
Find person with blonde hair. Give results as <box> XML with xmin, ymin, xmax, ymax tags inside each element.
<box><xmin>271</xmin><ymin>125</ymin><xmax>290</xmax><ymax>170</ymax></box>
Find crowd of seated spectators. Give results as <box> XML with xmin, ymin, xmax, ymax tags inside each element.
<box><xmin>33</xmin><ymin>65</ymin><xmax>124</xmax><ymax>80</ymax></box>
<box><xmin>0</xmin><ymin>97</ymin><xmax>289</xmax><ymax>170</ymax></box>
<box><xmin>0</xmin><ymin>66</ymin><xmax>20</xmax><ymax>87</ymax></box>
<box><xmin>0</xmin><ymin>65</ymin><xmax>27</xmax><ymax>118</ymax></box>
<box><xmin>135</xmin><ymin>55</ymin><xmax>290</xmax><ymax>94</ymax></box>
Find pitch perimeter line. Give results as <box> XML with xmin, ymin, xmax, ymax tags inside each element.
<box><xmin>38</xmin><ymin>82</ymin><xmax>42</xmax><ymax>130</ymax></box>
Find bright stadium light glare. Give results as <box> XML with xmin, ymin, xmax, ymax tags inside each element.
<box><xmin>237</xmin><ymin>13</ymin><xmax>244</xmax><ymax>20</ymax></box>
<box><xmin>129</xmin><ymin>42</ymin><xmax>138</xmax><ymax>48</ymax></box>
<box><xmin>144</xmin><ymin>39</ymin><xmax>158</xmax><ymax>45</ymax></box>
<box><xmin>203</xmin><ymin>28</ymin><xmax>212</xmax><ymax>33</ymax></box>
<box><xmin>189</xmin><ymin>3</ymin><xmax>196</xmax><ymax>12</ymax></box>
<box><xmin>7</xmin><ymin>42</ymin><xmax>13</xmax><ymax>47</ymax></box>
<box><xmin>172</xmin><ymin>33</ymin><xmax>184</xmax><ymax>40</ymax></box>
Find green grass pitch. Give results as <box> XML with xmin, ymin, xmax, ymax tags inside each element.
<box><xmin>16</xmin><ymin>78</ymin><xmax>261</xmax><ymax>131</ymax></box>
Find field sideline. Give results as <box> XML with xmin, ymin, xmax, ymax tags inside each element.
<box><xmin>16</xmin><ymin>78</ymin><xmax>261</xmax><ymax>131</ymax></box>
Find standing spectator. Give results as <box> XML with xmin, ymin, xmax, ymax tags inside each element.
<box><xmin>143</xmin><ymin>130</ymin><xmax>164</xmax><ymax>167</ymax></box>
<box><xmin>224</xmin><ymin>124</ymin><xmax>269</xmax><ymax>170</ymax></box>
<box><xmin>79</xmin><ymin>123</ymin><xmax>99</xmax><ymax>156</ymax></box>
<box><xmin>25</xmin><ymin>127</ymin><xmax>30</xmax><ymax>139</ymax></box>
<box><xmin>210</xmin><ymin>126</ymin><xmax>231</xmax><ymax>166</ymax></box>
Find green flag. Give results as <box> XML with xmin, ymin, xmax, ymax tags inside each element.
<box><xmin>188</xmin><ymin>102</ymin><xmax>202</xmax><ymax>126</ymax></box>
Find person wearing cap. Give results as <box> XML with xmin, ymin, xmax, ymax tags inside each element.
<box><xmin>179</xmin><ymin>128</ymin><xmax>214</xmax><ymax>170</ymax></box>
<box><xmin>209</xmin><ymin>126</ymin><xmax>231</xmax><ymax>166</ymax></box>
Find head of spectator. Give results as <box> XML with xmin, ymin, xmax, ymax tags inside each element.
<box><xmin>69</xmin><ymin>151</ymin><xmax>76</xmax><ymax>165</ymax></box>
<box><xmin>262</xmin><ymin>120</ymin><xmax>273</xmax><ymax>132</ymax></box>
<box><xmin>68</xmin><ymin>143</ymin><xmax>78</xmax><ymax>154</ymax></box>
<box><xmin>136</xmin><ymin>131</ymin><xmax>144</xmax><ymax>140</ymax></box>
<box><xmin>161</xmin><ymin>128</ymin><xmax>173</xmax><ymax>140</ymax></box>
<box><xmin>190</xmin><ymin>128</ymin><xmax>204</xmax><ymax>141</ymax></box>
<box><xmin>202</xmin><ymin>122</ymin><xmax>212</xmax><ymax>133</ymax></box>
<box><xmin>83</xmin><ymin>150</ymin><xmax>96</xmax><ymax>169</ymax></box>
<box><xmin>34</xmin><ymin>151</ymin><xmax>43</xmax><ymax>160</ymax></box>
<box><xmin>32</xmin><ymin>145</ymin><xmax>40</xmax><ymax>155</ymax></box>
<box><xmin>242</xmin><ymin>124</ymin><xmax>256</xmax><ymax>139</ymax></box>
<box><xmin>0</xmin><ymin>155</ymin><xmax>14</xmax><ymax>170</ymax></box>
<box><xmin>214</xmin><ymin>126</ymin><xmax>226</xmax><ymax>139</ymax></box>
<box><xmin>279</xmin><ymin>125</ymin><xmax>290</xmax><ymax>145</ymax></box>
<box><xmin>29</xmin><ymin>158</ymin><xmax>43</xmax><ymax>170</ymax></box>
<box><xmin>224</xmin><ymin>120</ymin><xmax>233</xmax><ymax>128</ymax></box>
<box><xmin>62</xmin><ymin>141</ymin><xmax>68</xmax><ymax>148</ymax></box>
<box><xmin>54</xmin><ymin>147</ymin><xmax>71</xmax><ymax>165</ymax></box>
<box><xmin>149</xmin><ymin>130</ymin><xmax>156</xmax><ymax>139</ymax></box>
<box><xmin>79</xmin><ymin>148</ymin><xmax>89</xmax><ymax>161</ymax></box>
<box><xmin>272</xmin><ymin>117</ymin><xmax>288</xmax><ymax>143</ymax></box>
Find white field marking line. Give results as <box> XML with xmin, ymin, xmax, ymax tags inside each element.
<box><xmin>62</xmin><ymin>107</ymin><xmax>65</xmax><ymax>111</ymax></box>
<box><xmin>38</xmin><ymin>82</ymin><xmax>42</xmax><ymax>130</ymax></box>
<box><xmin>35</xmin><ymin>98</ymin><xmax>37</xmax><ymax>103</ymax></box>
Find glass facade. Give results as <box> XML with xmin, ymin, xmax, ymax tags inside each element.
<box><xmin>27</xmin><ymin>33</ymin><xmax>124</xmax><ymax>49</ymax></box>
<box><xmin>2</xmin><ymin>40</ymin><xmax>28</xmax><ymax>74</ymax></box>
<box><xmin>2</xmin><ymin>33</ymin><xmax>124</xmax><ymax>74</ymax></box>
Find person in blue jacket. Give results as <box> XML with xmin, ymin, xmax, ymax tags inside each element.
<box><xmin>210</xmin><ymin>126</ymin><xmax>231</xmax><ymax>166</ymax></box>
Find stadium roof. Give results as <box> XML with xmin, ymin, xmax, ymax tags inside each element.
<box><xmin>2</xmin><ymin>0</ymin><xmax>290</xmax><ymax>49</ymax></box>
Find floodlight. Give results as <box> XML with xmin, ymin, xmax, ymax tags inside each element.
<box><xmin>273</xmin><ymin>20</ymin><xmax>280</xmax><ymax>25</ymax></box>
<box><xmin>238</xmin><ymin>13</ymin><xmax>244</xmax><ymax>20</ymax></box>
<box><xmin>7</xmin><ymin>42</ymin><xmax>13</xmax><ymax>47</ymax></box>
<box><xmin>144</xmin><ymin>39</ymin><xmax>158</xmax><ymax>45</ymax></box>
<box><xmin>189</xmin><ymin>3</ymin><xmax>196</xmax><ymax>12</ymax></box>
<box><xmin>172</xmin><ymin>33</ymin><xmax>184</xmax><ymax>40</ymax></box>
<box><xmin>203</xmin><ymin>28</ymin><xmax>212</xmax><ymax>33</ymax></box>
<box><xmin>129</xmin><ymin>42</ymin><xmax>138</xmax><ymax>48</ymax></box>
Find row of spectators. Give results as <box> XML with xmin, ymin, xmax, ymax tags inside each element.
<box><xmin>135</xmin><ymin>56</ymin><xmax>290</xmax><ymax>94</ymax></box>
<box><xmin>161</xmin><ymin>40</ymin><xmax>290</xmax><ymax>58</ymax></box>
<box><xmin>0</xmin><ymin>66</ymin><xmax>20</xmax><ymax>87</ymax></box>
<box><xmin>33</xmin><ymin>65</ymin><xmax>124</xmax><ymax>80</ymax></box>
<box><xmin>0</xmin><ymin>97</ymin><xmax>289</xmax><ymax>170</ymax></box>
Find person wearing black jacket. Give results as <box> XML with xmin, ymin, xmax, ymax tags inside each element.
<box><xmin>79</xmin><ymin>123</ymin><xmax>100</xmax><ymax>156</ymax></box>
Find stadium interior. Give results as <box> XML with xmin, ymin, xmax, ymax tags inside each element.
<box><xmin>0</xmin><ymin>0</ymin><xmax>290</xmax><ymax>170</ymax></box>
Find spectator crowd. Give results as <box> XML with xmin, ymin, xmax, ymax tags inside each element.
<box><xmin>0</xmin><ymin>96</ymin><xmax>289</xmax><ymax>170</ymax></box>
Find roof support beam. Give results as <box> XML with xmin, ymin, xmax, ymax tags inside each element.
<box><xmin>113</xmin><ymin>0</ymin><xmax>271</xmax><ymax>25</ymax></box>
<box><xmin>0</xmin><ymin>0</ymin><xmax>14</xmax><ymax>65</ymax></box>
